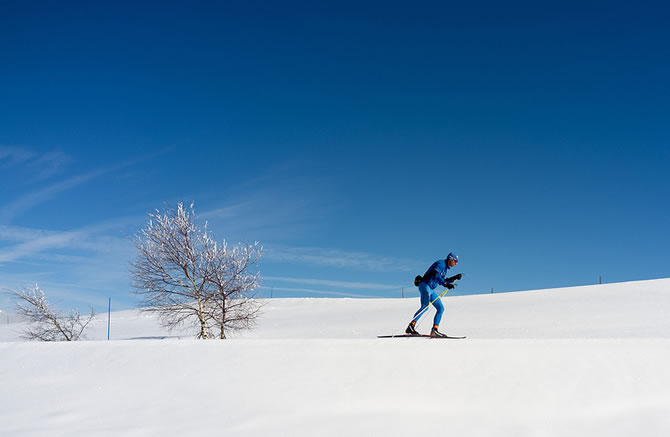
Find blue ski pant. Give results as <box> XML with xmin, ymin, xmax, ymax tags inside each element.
<box><xmin>412</xmin><ymin>282</ymin><xmax>445</xmax><ymax>326</ymax></box>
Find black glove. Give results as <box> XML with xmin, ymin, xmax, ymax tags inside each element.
<box><xmin>446</xmin><ymin>283</ymin><xmax>455</xmax><ymax>290</ymax></box>
<box><xmin>447</xmin><ymin>273</ymin><xmax>462</xmax><ymax>282</ymax></box>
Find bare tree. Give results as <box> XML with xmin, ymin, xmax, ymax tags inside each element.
<box><xmin>130</xmin><ymin>202</ymin><xmax>263</xmax><ymax>339</ymax></box>
<box><xmin>204</xmin><ymin>242</ymin><xmax>263</xmax><ymax>339</ymax></box>
<box><xmin>8</xmin><ymin>285</ymin><xmax>95</xmax><ymax>341</ymax></box>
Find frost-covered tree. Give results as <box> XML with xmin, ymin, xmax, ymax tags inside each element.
<box><xmin>203</xmin><ymin>243</ymin><xmax>264</xmax><ymax>339</ymax></box>
<box><xmin>9</xmin><ymin>285</ymin><xmax>95</xmax><ymax>341</ymax></box>
<box><xmin>130</xmin><ymin>202</ymin><xmax>263</xmax><ymax>339</ymax></box>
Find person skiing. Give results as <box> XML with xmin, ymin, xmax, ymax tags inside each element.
<box><xmin>406</xmin><ymin>252</ymin><xmax>461</xmax><ymax>338</ymax></box>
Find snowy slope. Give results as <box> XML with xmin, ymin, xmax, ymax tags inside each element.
<box><xmin>1</xmin><ymin>278</ymin><xmax>669</xmax><ymax>436</ymax></box>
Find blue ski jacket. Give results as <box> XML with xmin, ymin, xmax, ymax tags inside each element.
<box><xmin>421</xmin><ymin>259</ymin><xmax>452</xmax><ymax>290</ymax></box>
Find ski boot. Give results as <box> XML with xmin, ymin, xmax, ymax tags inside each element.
<box><xmin>430</xmin><ymin>325</ymin><xmax>448</xmax><ymax>338</ymax></box>
<box><xmin>405</xmin><ymin>321</ymin><xmax>420</xmax><ymax>336</ymax></box>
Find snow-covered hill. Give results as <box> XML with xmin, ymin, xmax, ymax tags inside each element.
<box><xmin>1</xmin><ymin>278</ymin><xmax>669</xmax><ymax>436</ymax></box>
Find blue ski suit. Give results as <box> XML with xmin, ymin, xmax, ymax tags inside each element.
<box><xmin>412</xmin><ymin>259</ymin><xmax>454</xmax><ymax>326</ymax></box>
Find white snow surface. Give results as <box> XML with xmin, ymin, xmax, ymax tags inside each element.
<box><xmin>1</xmin><ymin>278</ymin><xmax>670</xmax><ymax>436</ymax></box>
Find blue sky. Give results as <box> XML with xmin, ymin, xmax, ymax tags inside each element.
<box><xmin>1</xmin><ymin>1</ymin><xmax>669</xmax><ymax>312</ymax></box>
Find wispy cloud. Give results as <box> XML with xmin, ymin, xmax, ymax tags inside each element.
<box><xmin>0</xmin><ymin>218</ymin><xmax>138</xmax><ymax>264</ymax></box>
<box><xmin>0</xmin><ymin>146</ymin><xmax>71</xmax><ymax>180</ymax></box>
<box><xmin>264</xmin><ymin>246</ymin><xmax>418</xmax><ymax>272</ymax></box>
<box><xmin>0</xmin><ymin>146</ymin><xmax>35</xmax><ymax>167</ymax></box>
<box><xmin>0</xmin><ymin>220</ymin><xmax>138</xmax><ymax>311</ymax></box>
<box><xmin>263</xmin><ymin>275</ymin><xmax>401</xmax><ymax>290</ymax></box>
<box><xmin>199</xmin><ymin>179</ymin><xmax>327</xmax><ymax>242</ymax></box>
<box><xmin>0</xmin><ymin>229</ymin><xmax>84</xmax><ymax>263</ymax></box>
<box><xmin>0</xmin><ymin>224</ymin><xmax>54</xmax><ymax>242</ymax></box>
<box><xmin>259</xmin><ymin>275</ymin><xmax>404</xmax><ymax>298</ymax></box>
<box><xmin>1</xmin><ymin>147</ymin><xmax>173</xmax><ymax>224</ymax></box>
<box><xmin>1</xmin><ymin>169</ymin><xmax>107</xmax><ymax>223</ymax></box>
<box><xmin>259</xmin><ymin>286</ymin><xmax>380</xmax><ymax>298</ymax></box>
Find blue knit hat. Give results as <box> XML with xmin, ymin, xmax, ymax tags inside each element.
<box><xmin>447</xmin><ymin>252</ymin><xmax>458</xmax><ymax>262</ymax></box>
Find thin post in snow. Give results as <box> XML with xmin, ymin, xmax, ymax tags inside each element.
<box><xmin>600</xmin><ymin>275</ymin><xmax>602</xmax><ymax>284</ymax></box>
<box><xmin>107</xmin><ymin>297</ymin><xmax>111</xmax><ymax>341</ymax></box>
<box><xmin>402</xmin><ymin>287</ymin><xmax>404</xmax><ymax>298</ymax></box>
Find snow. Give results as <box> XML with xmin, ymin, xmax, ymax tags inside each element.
<box><xmin>1</xmin><ymin>278</ymin><xmax>670</xmax><ymax>436</ymax></box>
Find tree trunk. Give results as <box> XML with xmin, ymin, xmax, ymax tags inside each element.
<box><xmin>219</xmin><ymin>307</ymin><xmax>226</xmax><ymax>339</ymax></box>
<box><xmin>197</xmin><ymin>300</ymin><xmax>208</xmax><ymax>339</ymax></box>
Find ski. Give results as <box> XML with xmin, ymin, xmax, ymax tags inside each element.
<box><xmin>377</xmin><ymin>334</ymin><xmax>466</xmax><ymax>339</ymax></box>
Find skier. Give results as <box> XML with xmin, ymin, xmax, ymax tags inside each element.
<box><xmin>406</xmin><ymin>252</ymin><xmax>461</xmax><ymax>338</ymax></box>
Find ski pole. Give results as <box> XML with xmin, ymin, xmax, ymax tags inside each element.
<box><xmin>412</xmin><ymin>288</ymin><xmax>450</xmax><ymax>328</ymax></box>
<box><xmin>390</xmin><ymin>284</ymin><xmax>455</xmax><ymax>337</ymax></box>
<box><xmin>412</xmin><ymin>275</ymin><xmax>461</xmax><ymax>327</ymax></box>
